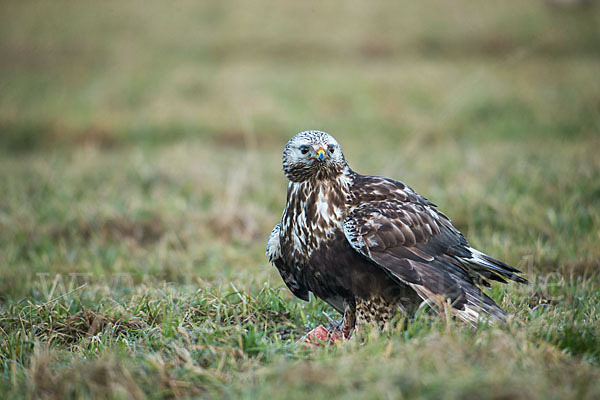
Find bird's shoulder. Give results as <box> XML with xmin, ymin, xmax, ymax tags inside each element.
<box><xmin>349</xmin><ymin>173</ymin><xmax>436</xmax><ymax>208</ymax></box>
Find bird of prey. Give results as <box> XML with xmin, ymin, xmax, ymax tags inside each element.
<box><xmin>267</xmin><ymin>130</ymin><xmax>526</xmax><ymax>335</ymax></box>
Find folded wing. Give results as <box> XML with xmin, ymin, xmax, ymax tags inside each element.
<box><xmin>343</xmin><ymin>177</ymin><xmax>526</xmax><ymax>323</ymax></box>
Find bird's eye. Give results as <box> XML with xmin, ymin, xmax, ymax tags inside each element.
<box><xmin>299</xmin><ymin>145</ymin><xmax>310</xmax><ymax>155</ymax></box>
<box><xmin>328</xmin><ymin>145</ymin><xmax>335</xmax><ymax>154</ymax></box>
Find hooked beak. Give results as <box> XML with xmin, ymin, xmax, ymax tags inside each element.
<box><xmin>316</xmin><ymin>148</ymin><xmax>326</xmax><ymax>163</ymax></box>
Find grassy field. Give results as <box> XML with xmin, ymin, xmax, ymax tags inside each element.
<box><xmin>1</xmin><ymin>1</ymin><xmax>600</xmax><ymax>398</ymax></box>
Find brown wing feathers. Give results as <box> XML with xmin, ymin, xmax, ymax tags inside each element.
<box><xmin>344</xmin><ymin>174</ymin><xmax>526</xmax><ymax>321</ymax></box>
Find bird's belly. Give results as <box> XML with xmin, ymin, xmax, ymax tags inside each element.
<box><xmin>303</xmin><ymin>230</ymin><xmax>411</xmax><ymax>304</ymax></box>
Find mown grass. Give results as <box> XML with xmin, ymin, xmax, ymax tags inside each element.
<box><xmin>1</xmin><ymin>0</ymin><xmax>600</xmax><ymax>399</ymax></box>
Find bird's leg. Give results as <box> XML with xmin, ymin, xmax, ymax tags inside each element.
<box><xmin>325</xmin><ymin>299</ymin><xmax>355</xmax><ymax>340</ymax></box>
<box><xmin>341</xmin><ymin>298</ymin><xmax>356</xmax><ymax>338</ymax></box>
<box><xmin>301</xmin><ymin>299</ymin><xmax>356</xmax><ymax>346</ymax></box>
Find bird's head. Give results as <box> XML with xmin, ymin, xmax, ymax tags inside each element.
<box><xmin>282</xmin><ymin>130</ymin><xmax>347</xmax><ymax>182</ymax></box>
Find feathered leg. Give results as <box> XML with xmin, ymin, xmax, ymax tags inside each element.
<box><xmin>355</xmin><ymin>296</ymin><xmax>402</xmax><ymax>331</ymax></box>
<box><xmin>327</xmin><ymin>298</ymin><xmax>355</xmax><ymax>339</ymax></box>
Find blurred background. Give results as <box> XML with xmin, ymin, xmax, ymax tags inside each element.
<box><xmin>1</xmin><ymin>0</ymin><xmax>599</xmax><ymax>298</ymax></box>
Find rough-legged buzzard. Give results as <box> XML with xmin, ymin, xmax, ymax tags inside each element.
<box><xmin>267</xmin><ymin>130</ymin><xmax>526</xmax><ymax>335</ymax></box>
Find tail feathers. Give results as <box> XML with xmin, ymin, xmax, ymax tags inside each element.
<box><xmin>457</xmin><ymin>290</ymin><xmax>507</xmax><ymax>325</ymax></box>
<box><xmin>410</xmin><ymin>283</ymin><xmax>506</xmax><ymax>327</ymax></box>
<box><xmin>464</xmin><ymin>248</ymin><xmax>528</xmax><ymax>284</ymax></box>
<box><xmin>457</xmin><ymin>301</ymin><xmax>505</xmax><ymax>326</ymax></box>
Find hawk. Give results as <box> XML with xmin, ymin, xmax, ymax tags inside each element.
<box><xmin>267</xmin><ymin>130</ymin><xmax>526</xmax><ymax>335</ymax></box>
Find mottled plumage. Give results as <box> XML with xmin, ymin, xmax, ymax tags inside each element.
<box><xmin>267</xmin><ymin>130</ymin><xmax>526</xmax><ymax>330</ymax></box>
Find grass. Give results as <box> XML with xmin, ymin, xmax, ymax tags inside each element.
<box><xmin>1</xmin><ymin>0</ymin><xmax>600</xmax><ymax>398</ymax></box>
